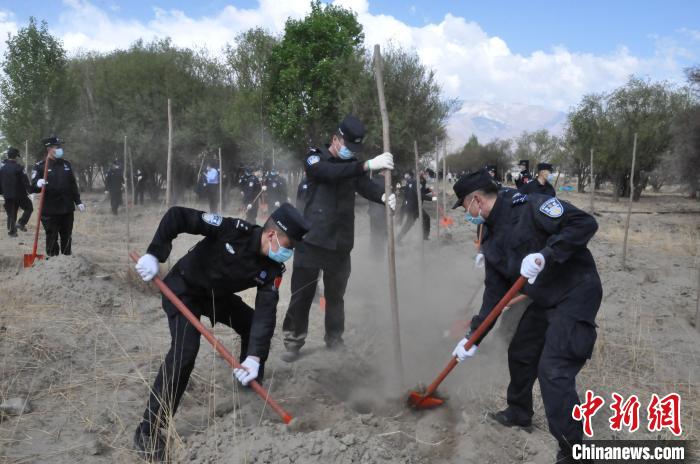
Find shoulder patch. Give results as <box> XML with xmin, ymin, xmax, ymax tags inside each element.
<box><xmin>512</xmin><ymin>192</ymin><xmax>528</xmax><ymax>205</ymax></box>
<box><xmin>201</xmin><ymin>212</ymin><xmax>223</xmax><ymax>226</ymax></box>
<box><xmin>307</xmin><ymin>155</ymin><xmax>320</xmax><ymax>166</ymax></box>
<box><xmin>539</xmin><ymin>197</ymin><xmax>564</xmax><ymax>218</ymax></box>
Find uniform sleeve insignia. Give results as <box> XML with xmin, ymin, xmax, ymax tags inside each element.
<box><xmin>225</xmin><ymin>243</ymin><xmax>235</xmax><ymax>255</ymax></box>
<box><xmin>539</xmin><ymin>197</ymin><xmax>564</xmax><ymax>218</ymax></box>
<box><xmin>512</xmin><ymin>193</ymin><xmax>528</xmax><ymax>205</ymax></box>
<box><xmin>307</xmin><ymin>155</ymin><xmax>320</xmax><ymax>166</ymax></box>
<box><xmin>201</xmin><ymin>212</ymin><xmax>223</xmax><ymax>226</ymax></box>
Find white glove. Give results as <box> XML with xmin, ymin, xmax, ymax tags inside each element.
<box><xmin>135</xmin><ymin>253</ymin><xmax>159</xmax><ymax>282</ymax></box>
<box><xmin>274</xmin><ymin>201</ymin><xmax>280</xmax><ymax>207</ymax></box>
<box><xmin>474</xmin><ymin>253</ymin><xmax>485</xmax><ymax>269</ymax></box>
<box><xmin>37</xmin><ymin>179</ymin><xmax>47</xmax><ymax>188</ymax></box>
<box><xmin>520</xmin><ymin>253</ymin><xmax>545</xmax><ymax>284</ymax></box>
<box><xmin>240</xmin><ymin>191</ymin><xmax>244</xmax><ymax>196</ymax></box>
<box><xmin>395</xmin><ymin>182</ymin><xmax>401</xmax><ymax>190</ymax></box>
<box><xmin>431</xmin><ymin>196</ymin><xmax>438</xmax><ymax>202</ymax></box>
<box><xmin>261</xmin><ymin>185</ymin><xmax>267</xmax><ymax>191</ymax></box>
<box><xmin>104</xmin><ymin>190</ymin><xmax>109</xmax><ymax>194</ymax></box>
<box><xmin>367</xmin><ymin>152</ymin><xmax>394</xmax><ymax>171</ymax></box>
<box><xmin>452</xmin><ymin>338</ymin><xmax>477</xmax><ymax>362</ymax></box>
<box><xmin>381</xmin><ymin>193</ymin><xmax>396</xmax><ymax>211</ymax></box>
<box><xmin>246</xmin><ymin>204</ymin><xmax>252</xmax><ymax>211</ymax></box>
<box><xmin>77</xmin><ymin>203</ymin><xmax>86</xmax><ymax>212</ymax></box>
<box><xmin>233</xmin><ymin>356</ymin><xmax>260</xmax><ymax>386</ymax></box>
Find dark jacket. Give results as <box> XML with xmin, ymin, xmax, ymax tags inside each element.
<box><xmin>520</xmin><ymin>178</ymin><xmax>556</xmax><ymax>197</ymax></box>
<box><xmin>0</xmin><ymin>159</ymin><xmax>30</xmax><ymax>199</ymax></box>
<box><xmin>146</xmin><ymin>207</ymin><xmax>285</xmax><ymax>360</ymax></box>
<box><xmin>264</xmin><ymin>174</ymin><xmax>288</xmax><ymax>205</ymax></box>
<box><xmin>472</xmin><ymin>190</ymin><xmax>601</xmax><ymax>343</ymax></box>
<box><xmin>514</xmin><ymin>170</ymin><xmax>532</xmax><ymax>189</ymax></box>
<box><xmin>105</xmin><ymin>166</ymin><xmax>123</xmax><ymax>192</ymax></box>
<box><xmin>402</xmin><ymin>177</ymin><xmax>433</xmax><ymax>218</ymax></box>
<box><xmin>240</xmin><ymin>174</ymin><xmax>261</xmax><ymax>203</ymax></box>
<box><xmin>301</xmin><ymin>146</ymin><xmax>384</xmax><ymax>252</ymax></box>
<box><xmin>30</xmin><ymin>158</ymin><xmax>81</xmax><ymax>215</ymax></box>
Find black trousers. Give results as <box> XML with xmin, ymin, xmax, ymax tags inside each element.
<box><xmin>4</xmin><ymin>196</ymin><xmax>32</xmax><ymax>233</ymax></box>
<box><xmin>505</xmin><ymin>280</ymin><xmax>601</xmax><ymax>452</ymax></box>
<box><xmin>109</xmin><ymin>190</ymin><xmax>122</xmax><ymax>215</ymax></box>
<box><xmin>396</xmin><ymin>209</ymin><xmax>430</xmax><ymax>242</ymax></box>
<box><xmin>282</xmin><ymin>249</ymin><xmax>351</xmax><ymax>351</ymax></box>
<box><xmin>41</xmin><ymin>212</ymin><xmax>74</xmax><ymax>256</ymax></box>
<box><xmin>206</xmin><ymin>185</ymin><xmax>219</xmax><ymax>212</ymax></box>
<box><xmin>141</xmin><ymin>273</ymin><xmax>258</xmax><ymax>433</ymax></box>
<box><xmin>135</xmin><ymin>187</ymin><xmax>145</xmax><ymax>205</ymax></box>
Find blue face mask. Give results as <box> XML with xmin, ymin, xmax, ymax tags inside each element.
<box><xmin>465</xmin><ymin>197</ymin><xmax>485</xmax><ymax>225</ymax></box>
<box><xmin>338</xmin><ymin>145</ymin><xmax>354</xmax><ymax>160</ymax></box>
<box><xmin>268</xmin><ymin>233</ymin><xmax>293</xmax><ymax>263</ymax></box>
<box><xmin>547</xmin><ymin>174</ymin><xmax>555</xmax><ymax>183</ymax></box>
<box><xmin>54</xmin><ymin>148</ymin><xmax>64</xmax><ymax>158</ymax></box>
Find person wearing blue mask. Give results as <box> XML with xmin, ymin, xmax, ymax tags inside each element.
<box><xmin>520</xmin><ymin>162</ymin><xmax>556</xmax><ymax>197</ymax></box>
<box><xmin>450</xmin><ymin>170</ymin><xmax>601</xmax><ymax>464</ymax></box>
<box><xmin>30</xmin><ymin>136</ymin><xmax>85</xmax><ymax>256</ymax></box>
<box><xmin>131</xmin><ymin>202</ymin><xmax>308</xmax><ymax>461</ymax></box>
<box><xmin>281</xmin><ymin>114</ymin><xmax>396</xmax><ymax>362</ymax></box>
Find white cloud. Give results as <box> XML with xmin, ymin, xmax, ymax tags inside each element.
<box><xmin>2</xmin><ymin>0</ymin><xmax>697</xmax><ymax>144</ymax></box>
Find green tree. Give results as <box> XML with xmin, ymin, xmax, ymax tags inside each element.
<box><xmin>267</xmin><ymin>1</ymin><xmax>365</xmax><ymax>153</ymax></box>
<box><xmin>445</xmin><ymin>137</ymin><xmax>512</xmax><ymax>176</ymax></box>
<box><xmin>0</xmin><ymin>17</ymin><xmax>77</xmax><ymax>161</ymax></box>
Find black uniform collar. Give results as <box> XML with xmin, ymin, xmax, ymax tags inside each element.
<box><xmin>246</xmin><ymin>226</ymin><xmax>264</xmax><ymax>253</ymax></box>
<box><xmin>485</xmin><ymin>191</ymin><xmax>505</xmax><ymax>227</ymax></box>
<box><xmin>321</xmin><ymin>144</ymin><xmax>356</xmax><ymax>162</ymax></box>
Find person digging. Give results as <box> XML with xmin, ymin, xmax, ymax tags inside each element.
<box><xmin>450</xmin><ymin>170</ymin><xmax>602</xmax><ymax>464</ymax></box>
<box><xmin>132</xmin><ymin>203</ymin><xmax>308</xmax><ymax>462</ymax></box>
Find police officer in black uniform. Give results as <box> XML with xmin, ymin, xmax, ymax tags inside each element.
<box><xmin>281</xmin><ymin>115</ymin><xmax>396</xmax><ymax>361</ymax></box>
<box><xmin>30</xmin><ymin>137</ymin><xmax>85</xmax><ymax>256</ymax></box>
<box><xmin>520</xmin><ymin>162</ymin><xmax>556</xmax><ymax>197</ymax></box>
<box><xmin>104</xmin><ymin>159</ymin><xmax>123</xmax><ymax>215</ymax></box>
<box><xmin>396</xmin><ymin>170</ymin><xmax>435</xmax><ymax>242</ymax></box>
<box><xmin>132</xmin><ymin>203</ymin><xmax>308</xmax><ymax>461</ymax></box>
<box><xmin>450</xmin><ymin>171</ymin><xmax>602</xmax><ymax>464</ymax></box>
<box><xmin>514</xmin><ymin>159</ymin><xmax>532</xmax><ymax>189</ymax></box>
<box><xmin>240</xmin><ymin>169</ymin><xmax>262</xmax><ymax>223</ymax></box>
<box><xmin>0</xmin><ymin>147</ymin><xmax>33</xmax><ymax>236</ymax></box>
<box><xmin>264</xmin><ymin>169</ymin><xmax>288</xmax><ymax>208</ymax></box>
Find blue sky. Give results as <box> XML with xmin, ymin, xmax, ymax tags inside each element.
<box><xmin>0</xmin><ymin>0</ymin><xmax>697</xmax><ymax>143</ymax></box>
<box><xmin>4</xmin><ymin>0</ymin><xmax>699</xmax><ymax>57</ymax></box>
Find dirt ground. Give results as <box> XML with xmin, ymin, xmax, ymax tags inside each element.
<box><xmin>0</xmin><ymin>185</ymin><xmax>698</xmax><ymax>463</ymax></box>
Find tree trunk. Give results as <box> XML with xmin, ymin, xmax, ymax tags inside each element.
<box><xmin>577</xmin><ymin>173</ymin><xmax>586</xmax><ymax>193</ymax></box>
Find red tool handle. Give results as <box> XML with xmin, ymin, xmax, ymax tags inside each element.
<box><xmin>129</xmin><ymin>251</ymin><xmax>293</xmax><ymax>424</ymax></box>
<box><xmin>30</xmin><ymin>157</ymin><xmax>50</xmax><ymax>257</ymax></box>
<box><xmin>415</xmin><ymin>276</ymin><xmax>527</xmax><ymax>405</ymax></box>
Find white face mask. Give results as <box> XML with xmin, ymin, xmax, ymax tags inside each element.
<box><xmin>54</xmin><ymin>148</ymin><xmax>64</xmax><ymax>158</ymax></box>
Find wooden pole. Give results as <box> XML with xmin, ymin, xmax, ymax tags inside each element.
<box><xmin>695</xmin><ymin>247</ymin><xmax>700</xmax><ymax>331</ymax></box>
<box><xmin>272</xmin><ymin>146</ymin><xmax>275</xmax><ymax>168</ymax></box>
<box><xmin>435</xmin><ymin>137</ymin><xmax>440</xmax><ymax>243</ymax></box>
<box><xmin>123</xmin><ymin>136</ymin><xmax>130</xmax><ymax>246</ymax></box>
<box><xmin>589</xmin><ymin>148</ymin><xmax>595</xmax><ymax>212</ymax></box>
<box><xmin>621</xmin><ymin>133</ymin><xmax>637</xmax><ymax>269</ymax></box>
<box><xmin>373</xmin><ymin>44</ymin><xmax>404</xmax><ymax>386</ymax></box>
<box><xmin>129</xmin><ymin>146</ymin><xmax>135</xmax><ymax>207</ymax></box>
<box><xmin>218</xmin><ymin>147</ymin><xmax>223</xmax><ymax>215</ymax></box>
<box><xmin>442</xmin><ymin>141</ymin><xmax>447</xmax><ymax>222</ymax></box>
<box><xmin>166</xmin><ymin>98</ymin><xmax>173</xmax><ymax>208</ymax></box>
<box><xmin>414</xmin><ymin>141</ymin><xmax>425</xmax><ymax>261</ymax></box>
<box><xmin>24</xmin><ymin>140</ymin><xmax>28</xmax><ymax>170</ymax></box>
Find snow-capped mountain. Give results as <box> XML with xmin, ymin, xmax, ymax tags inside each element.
<box><xmin>446</xmin><ymin>101</ymin><xmax>567</xmax><ymax>149</ymax></box>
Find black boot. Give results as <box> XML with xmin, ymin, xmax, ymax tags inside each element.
<box><xmin>488</xmin><ymin>409</ymin><xmax>533</xmax><ymax>432</ymax></box>
<box><xmin>133</xmin><ymin>423</ymin><xmax>166</xmax><ymax>462</ymax></box>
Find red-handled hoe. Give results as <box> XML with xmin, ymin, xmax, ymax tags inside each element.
<box><xmin>23</xmin><ymin>156</ymin><xmax>50</xmax><ymax>268</ymax></box>
<box><xmin>128</xmin><ymin>251</ymin><xmax>294</xmax><ymax>424</ymax></box>
<box><xmin>408</xmin><ymin>276</ymin><xmax>527</xmax><ymax>409</ymax></box>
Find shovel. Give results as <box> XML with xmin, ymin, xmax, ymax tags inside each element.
<box><xmin>408</xmin><ymin>276</ymin><xmax>527</xmax><ymax>409</ymax></box>
<box><xmin>23</xmin><ymin>156</ymin><xmax>50</xmax><ymax>267</ymax></box>
<box><xmin>128</xmin><ymin>251</ymin><xmax>294</xmax><ymax>424</ymax></box>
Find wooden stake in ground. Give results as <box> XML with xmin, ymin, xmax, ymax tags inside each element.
<box><xmin>123</xmin><ymin>136</ymin><xmax>130</xmax><ymax>247</ymax></box>
<box><xmin>24</xmin><ymin>140</ymin><xmax>28</xmax><ymax>171</ymax></box>
<box><xmin>435</xmin><ymin>137</ymin><xmax>440</xmax><ymax>243</ymax></box>
<box><xmin>442</xmin><ymin>141</ymin><xmax>447</xmax><ymax>221</ymax></box>
<box><xmin>218</xmin><ymin>147</ymin><xmax>223</xmax><ymax>215</ymax></box>
<box><xmin>166</xmin><ymin>98</ymin><xmax>173</xmax><ymax>208</ymax></box>
<box><xmin>414</xmin><ymin>141</ymin><xmax>425</xmax><ymax>262</ymax></box>
<box><xmin>373</xmin><ymin>44</ymin><xmax>404</xmax><ymax>386</ymax></box>
<box><xmin>621</xmin><ymin>133</ymin><xmax>637</xmax><ymax>269</ymax></box>
<box><xmin>696</xmin><ymin>248</ymin><xmax>700</xmax><ymax>331</ymax></box>
<box><xmin>129</xmin><ymin>147</ymin><xmax>135</xmax><ymax>207</ymax></box>
<box><xmin>589</xmin><ymin>148</ymin><xmax>595</xmax><ymax>212</ymax></box>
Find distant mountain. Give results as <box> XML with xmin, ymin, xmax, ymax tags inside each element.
<box><xmin>446</xmin><ymin>101</ymin><xmax>567</xmax><ymax>149</ymax></box>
